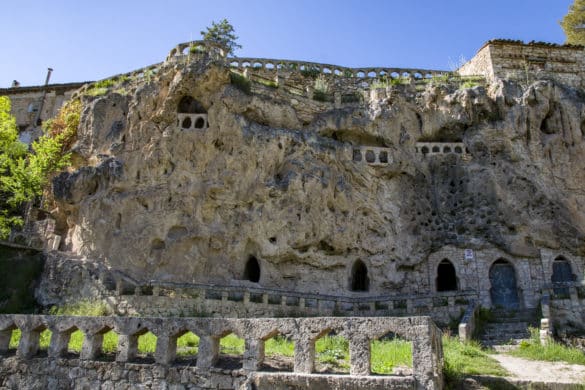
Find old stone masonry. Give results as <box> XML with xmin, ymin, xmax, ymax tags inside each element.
<box><xmin>2</xmin><ymin>38</ymin><xmax>585</xmax><ymax>389</ymax></box>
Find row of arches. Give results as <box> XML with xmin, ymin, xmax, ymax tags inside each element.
<box><xmin>242</xmin><ymin>255</ymin><xmax>576</xmax><ymax>305</ymax></box>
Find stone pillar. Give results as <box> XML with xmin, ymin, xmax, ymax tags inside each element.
<box><xmin>294</xmin><ymin>337</ymin><xmax>315</xmax><ymax>374</ymax></box>
<box><xmin>334</xmin><ymin>92</ymin><xmax>341</xmax><ymax>108</ymax></box>
<box><xmin>281</xmin><ymin>296</ymin><xmax>287</xmax><ymax>306</ymax></box>
<box><xmin>411</xmin><ymin>325</ymin><xmax>443</xmax><ymax>390</ymax></box>
<box><xmin>570</xmin><ymin>286</ymin><xmax>579</xmax><ymax>308</ymax></box>
<box><xmin>540</xmin><ymin>318</ymin><xmax>552</xmax><ymax>346</ymax></box>
<box><xmin>243</xmin><ymin>338</ymin><xmax>265</xmax><ymax>371</ymax></box>
<box><xmin>0</xmin><ymin>329</ymin><xmax>13</xmax><ymax>353</ymax></box>
<box><xmin>407</xmin><ymin>299</ymin><xmax>414</xmax><ymax>314</ymax></box>
<box><xmin>299</xmin><ymin>298</ymin><xmax>305</xmax><ymax>309</ymax></box>
<box><xmin>197</xmin><ymin>335</ymin><xmax>219</xmax><ymax>369</ymax></box>
<box><xmin>81</xmin><ymin>332</ymin><xmax>104</xmax><ymax>360</ymax></box>
<box><xmin>116</xmin><ymin>280</ymin><xmax>124</xmax><ymax>296</ymax></box>
<box><xmin>116</xmin><ymin>333</ymin><xmax>139</xmax><ymax>362</ymax></box>
<box><xmin>17</xmin><ymin>329</ymin><xmax>40</xmax><ymax>359</ymax></box>
<box><xmin>221</xmin><ymin>291</ymin><xmax>228</xmax><ymax>303</ymax></box>
<box><xmin>152</xmin><ymin>286</ymin><xmax>161</xmax><ymax>297</ymax></box>
<box><xmin>262</xmin><ymin>293</ymin><xmax>269</xmax><ymax>305</ymax></box>
<box><xmin>349</xmin><ymin>336</ymin><xmax>371</xmax><ymax>376</ymax></box>
<box><xmin>155</xmin><ymin>334</ymin><xmax>177</xmax><ymax>365</ymax></box>
<box><xmin>369</xmin><ymin>302</ymin><xmax>376</xmax><ymax>312</ymax></box>
<box><xmin>134</xmin><ymin>286</ymin><xmax>142</xmax><ymax>296</ymax></box>
<box><xmin>243</xmin><ymin>291</ymin><xmax>250</xmax><ymax>305</ymax></box>
<box><xmin>448</xmin><ymin>296</ymin><xmax>455</xmax><ymax>308</ymax></box>
<box><xmin>48</xmin><ymin>330</ymin><xmax>71</xmax><ymax>358</ymax></box>
<box><xmin>387</xmin><ymin>300</ymin><xmax>394</xmax><ymax>311</ymax></box>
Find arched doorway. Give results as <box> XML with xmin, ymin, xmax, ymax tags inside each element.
<box><xmin>552</xmin><ymin>256</ymin><xmax>573</xmax><ymax>297</ymax></box>
<box><xmin>436</xmin><ymin>259</ymin><xmax>458</xmax><ymax>292</ymax></box>
<box><xmin>489</xmin><ymin>259</ymin><xmax>520</xmax><ymax>309</ymax></box>
<box><xmin>350</xmin><ymin>260</ymin><xmax>369</xmax><ymax>292</ymax></box>
<box><xmin>243</xmin><ymin>256</ymin><xmax>260</xmax><ymax>283</ymax></box>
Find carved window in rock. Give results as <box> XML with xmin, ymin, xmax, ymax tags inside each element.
<box><xmin>353</xmin><ymin>149</ymin><xmax>362</xmax><ymax>162</ymax></box>
<box><xmin>244</xmin><ymin>256</ymin><xmax>261</xmax><ymax>283</ymax></box>
<box><xmin>177</xmin><ymin>96</ymin><xmax>208</xmax><ymax>130</ymax></box>
<box><xmin>365</xmin><ymin>150</ymin><xmax>376</xmax><ymax>163</ymax></box>
<box><xmin>350</xmin><ymin>260</ymin><xmax>369</xmax><ymax>292</ymax></box>
<box><xmin>436</xmin><ymin>259</ymin><xmax>458</xmax><ymax>292</ymax></box>
<box><xmin>379</xmin><ymin>151</ymin><xmax>389</xmax><ymax>163</ymax></box>
<box><xmin>552</xmin><ymin>256</ymin><xmax>574</xmax><ymax>298</ymax></box>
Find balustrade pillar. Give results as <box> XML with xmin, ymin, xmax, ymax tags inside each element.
<box><xmin>299</xmin><ymin>297</ymin><xmax>305</xmax><ymax>309</ymax></box>
<box><xmin>116</xmin><ymin>333</ymin><xmax>139</xmax><ymax>362</ymax></box>
<box><xmin>243</xmin><ymin>338</ymin><xmax>264</xmax><ymax>370</ymax></box>
<box><xmin>197</xmin><ymin>335</ymin><xmax>219</xmax><ymax>369</ymax></box>
<box><xmin>262</xmin><ymin>293</ymin><xmax>269</xmax><ymax>305</ymax></box>
<box><xmin>294</xmin><ymin>337</ymin><xmax>315</xmax><ymax>374</ymax></box>
<box><xmin>81</xmin><ymin>332</ymin><xmax>104</xmax><ymax>360</ymax></box>
<box><xmin>155</xmin><ymin>333</ymin><xmax>177</xmax><ymax>365</ymax></box>
<box><xmin>243</xmin><ymin>291</ymin><xmax>250</xmax><ymax>305</ymax></box>
<box><xmin>0</xmin><ymin>329</ymin><xmax>13</xmax><ymax>353</ymax></box>
<box><xmin>48</xmin><ymin>330</ymin><xmax>70</xmax><ymax>358</ymax></box>
<box><xmin>349</xmin><ymin>336</ymin><xmax>371</xmax><ymax>376</ymax></box>
<box><xmin>17</xmin><ymin>329</ymin><xmax>40</xmax><ymax>359</ymax></box>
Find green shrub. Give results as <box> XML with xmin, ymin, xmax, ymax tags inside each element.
<box><xmin>230</xmin><ymin>72</ymin><xmax>251</xmax><ymax>95</ymax></box>
<box><xmin>301</xmin><ymin>66</ymin><xmax>321</xmax><ymax>78</ymax></box>
<box><xmin>48</xmin><ymin>299</ymin><xmax>112</xmax><ymax>316</ymax></box>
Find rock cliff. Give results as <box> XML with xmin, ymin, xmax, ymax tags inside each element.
<box><xmin>49</xmin><ymin>52</ymin><xmax>585</xmax><ymax>296</ymax></box>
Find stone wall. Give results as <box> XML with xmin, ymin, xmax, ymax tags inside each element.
<box><xmin>0</xmin><ymin>314</ymin><xmax>443</xmax><ymax>390</ymax></box>
<box><xmin>458</xmin><ymin>40</ymin><xmax>585</xmax><ymax>87</ymax></box>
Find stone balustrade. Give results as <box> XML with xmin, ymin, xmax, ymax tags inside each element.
<box><xmin>0</xmin><ymin>314</ymin><xmax>443</xmax><ymax>389</ymax></box>
<box><xmin>415</xmin><ymin>142</ymin><xmax>469</xmax><ymax>156</ymax></box>
<box><xmin>177</xmin><ymin>113</ymin><xmax>209</xmax><ymax>130</ymax></box>
<box><xmin>352</xmin><ymin>146</ymin><xmax>393</xmax><ymax>166</ymax></box>
<box><xmin>228</xmin><ymin>57</ymin><xmax>448</xmax><ymax>81</ymax></box>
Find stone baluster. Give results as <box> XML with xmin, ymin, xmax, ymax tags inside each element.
<box><xmin>155</xmin><ymin>332</ymin><xmax>177</xmax><ymax>365</ymax></box>
<box><xmin>407</xmin><ymin>298</ymin><xmax>414</xmax><ymax>314</ymax></box>
<box><xmin>281</xmin><ymin>296</ymin><xmax>287</xmax><ymax>306</ymax></box>
<box><xmin>448</xmin><ymin>296</ymin><xmax>455</xmax><ymax>308</ymax></box>
<box><xmin>81</xmin><ymin>331</ymin><xmax>104</xmax><ymax>360</ymax></box>
<box><xmin>243</xmin><ymin>337</ymin><xmax>264</xmax><ymax>370</ymax></box>
<box><xmin>152</xmin><ymin>286</ymin><xmax>160</xmax><ymax>296</ymax></box>
<box><xmin>262</xmin><ymin>293</ymin><xmax>269</xmax><ymax>305</ymax></box>
<box><xmin>349</xmin><ymin>335</ymin><xmax>371</xmax><ymax>376</ymax></box>
<box><xmin>0</xmin><ymin>328</ymin><xmax>13</xmax><ymax>353</ymax></box>
<box><xmin>221</xmin><ymin>291</ymin><xmax>229</xmax><ymax>303</ymax></box>
<box><xmin>243</xmin><ymin>291</ymin><xmax>250</xmax><ymax>305</ymax></box>
<box><xmin>299</xmin><ymin>297</ymin><xmax>305</xmax><ymax>309</ymax></box>
<box><xmin>16</xmin><ymin>327</ymin><xmax>41</xmax><ymax>359</ymax></box>
<box><xmin>116</xmin><ymin>333</ymin><xmax>139</xmax><ymax>362</ymax></box>
<box><xmin>369</xmin><ymin>301</ymin><xmax>376</xmax><ymax>312</ymax></box>
<box><xmin>334</xmin><ymin>91</ymin><xmax>341</xmax><ymax>108</ymax></box>
<box><xmin>116</xmin><ymin>280</ymin><xmax>124</xmax><ymax>296</ymax></box>
<box><xmin>48</xmin><ymin>328</ymin><xmax>72</xmax><ymax>358</ymax></box>
<box><xmin>197</xmin><ymin>335</ymin><xmax>219</xmax><ymax>369</ymax></box>
<box><xmin>294</xmin><ymin>336</ymin><xmax>315</xmax><ymax>374</ymax></box>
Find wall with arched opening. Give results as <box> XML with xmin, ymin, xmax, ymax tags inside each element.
<box><xmin>176</xmin><ymin>96</ymin><xmax>208</xmax><ymax>130</ymax></box>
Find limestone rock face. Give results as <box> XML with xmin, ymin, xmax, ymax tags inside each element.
<box><xmin>50</xmin><ymin>57</ymin><xmax>585</xmax><ymax>296</ymax></box>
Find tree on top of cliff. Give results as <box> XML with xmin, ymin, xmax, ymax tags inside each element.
<box><xmin>561</xmin><ymin>0</ymin><xmax>585</xmax><ymax>45</ymax></box>
<box><xmin>200</xmin><ymin>19</ymin><xmax>242</xmax><ymax>55</ymax></box>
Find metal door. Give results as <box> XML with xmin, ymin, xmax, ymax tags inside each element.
<box><xmin>489</xmin><ymin>260</ymin><xmax>520</xmax><ymax>309</ymax></box>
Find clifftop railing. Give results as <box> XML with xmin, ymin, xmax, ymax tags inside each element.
<box><xmin>228</xmin><ymin>57</ymin><xmax>449</xmax><ymax>81</ymax></box>
<box><xmin>0</xmin><ymin>314</ymin><xmax>443</xmax><ymax>389</ymax></box>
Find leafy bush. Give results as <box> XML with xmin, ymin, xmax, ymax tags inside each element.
<box><xmin>48</xmin><ymin>299</ymin><xmax>112</xmax><ymax>316</ymax></box>
<box><xmin>230</xmin><ymin>72</ymin><xmax>251</xmax><ymax>95</ymax></box>
<box><xmin>301</xmin><ymin>66</ymin><xmax>321</xmax><ymax>78</ymax></box>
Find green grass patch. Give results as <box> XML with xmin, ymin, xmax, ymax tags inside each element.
<box><xmin>510</xmin><ymin>328</ymin><xmax>585</xmax><ymax>365</ymax></box>
<box><xmin>443</xmin><ymin>335</ymin><xmax>508</xmax><ymax>382</ymax></box>
<box><xmin>371</xmin><ymin>338</ymin><xmax>412</xmax><ymax>374</ymax></box>
<box><xmin>316</xmin><ymin>335</ymin><xmax>349</xmax><ymax>369</ymax></box>
<box><xmin>220</xmin><ymin>333</ymin><xmax>244</xmax><ymax>355</ymax></box>
<box><xmin>48</xmin><ymin>299</ymin><xmax>112</xmax><ymax>316</ymax></box>
<box><xmin>265</xmin><ymin>335</ymin><xmax>294</xmax><ymax>357</ymax></box>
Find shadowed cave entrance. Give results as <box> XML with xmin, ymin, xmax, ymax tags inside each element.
<box><xmin>243</xmin><ymin>256</ymin><xmax>261</xmax><ymax>283</ymax></box>
<box><xmin>350</xmin><ymin>260</ymin><xmax>369</xmax><ymax>292</ymax></box>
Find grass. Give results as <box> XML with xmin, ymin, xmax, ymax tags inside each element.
<box><xmin>509</xmin><ymin>328</ymin><xmax>585</xmax><ymax>365</ymax></box>
<box><xmin>230</xmin><ymin>72</ymin><xmax>251</xmax><ymax>95</ymax></box>
<box><xmin>48</xmin><ymin>299</ymin><xmax>112</xmax><ymax>317</ymax></box>
<box><xmin>442</xmin><ymin>335</ymin><xmax>508</xmax><ymax>379</ymax></box>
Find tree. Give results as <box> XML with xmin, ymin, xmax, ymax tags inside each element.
<box><xmin>561</xmin><ymin>0</ymin><xmax>585</xmax><ymax>45</ymax></box>
<box><xmin>0</xmin><ymin>97</ymin><xmax>79</xmax><ymax>239</ymax></box>
<box><xmin>200</xmin><ymin>19</ymin><xmax>242</xmax><ymax>55</ymax></box>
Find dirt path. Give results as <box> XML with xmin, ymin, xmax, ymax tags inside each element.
<box><xmin>491</xmin><ymin>354</ymin><xmax>585</xmax><ymax>384</ymax></box>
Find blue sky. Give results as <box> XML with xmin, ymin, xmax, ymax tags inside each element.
<box><xmin>0</xmin><ymin>0</ymin><xmax>573</xmax><ymax>87</ymax></box>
